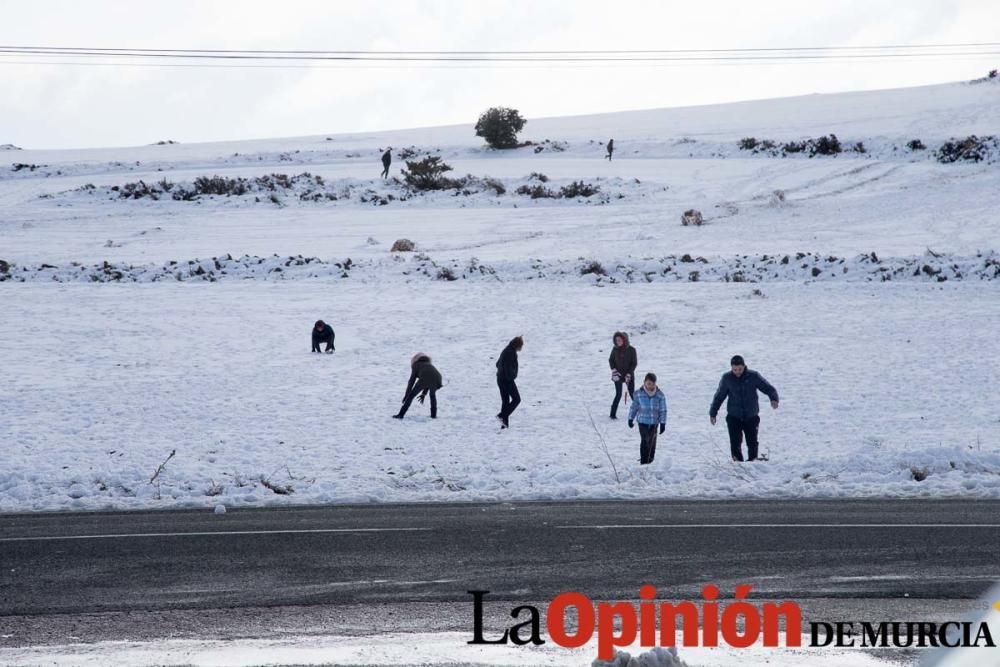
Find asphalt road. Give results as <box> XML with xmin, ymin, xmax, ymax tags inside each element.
<box><xmin>1</xmin><ymin>499</ymin><xmax>999</xmax><ymax>647</ymax></box>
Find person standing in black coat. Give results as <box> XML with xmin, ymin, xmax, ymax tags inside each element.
<box><xmin>311</xmin><ymin>320</ymin><xmax>335</xmax><ymax>353</ymax></box>
<box><xmin>709</xmin><ymin>355</ymin><xmax>780</xmax><ymax>461</ymax></box>
<box><xmin>394</xmin><ymin>353</ymin><xmax>443</xmax><ymax>419</ymax></box>
<box><xmin>495</xmin><ymin>336</ymin><xmax>523</xmax><ymax>429</ymax></box>
<box><xmin>381</xmin><ymin>149</ymin><xmax>392</xmax><ymax>179</ymax></box>
<box><xmin>606</xmin><ymin>138</ymin><xmax>614</xmax><ymax>161</ymax></box>
<box><xmin>608</xmin><ymin>331</ymin><xmax>637</xmax><ymax>419</ymax></box>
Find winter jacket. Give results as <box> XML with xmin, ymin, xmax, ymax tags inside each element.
<box><xmin>709</xmin><ymin>369</ymin><xmax>779</xmax><ymax>419</ymax></box>
<box><xmin>608</xmin><ymin>332</ymin><xmax>637</xmax><ymax>378</ymax></box>
<box><xmin>628</xmin><ymin>387</ymin><xmax>668</xmax><ymax>425</ymax></box>
<box><xmin>406</xmin><ymin>354</ymin><xmax>443</xmax><ymax>394</ymax></box>
<box><xmin>311</xmin><ymin>323</ymin><xmax>335</xmax><ymax>348</ymax></box>
<box><xmin>382</xmin><ymin>150</ymin><xmax>392</xmax><ymax>167</ymax></box>
<box><xmin>496</xmin><ymin>344</ymin><xmax>519</xmax><ymax>382</ymax></box>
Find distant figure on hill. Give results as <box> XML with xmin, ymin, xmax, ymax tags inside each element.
<box><xmin>311</xmin><ymin>320</ymin><xmax>335</xmax><ymax>353</ymax></box>
<box><xmin>606</xmin><ymin>138</ymin><xmax>614</xmax><ymax>161</ymax></box>
<box><xmin>381</xmin><ymin>149</ymin><xmax>392</xmax><ymax>179</ymax></box>
<box><xmin>393</xmin><ymin>353</ymin><xmax>442</xmax><ymax>419</ymax></box>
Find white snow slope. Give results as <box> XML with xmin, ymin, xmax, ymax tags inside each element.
<box><xmin>1</xmin><ymin>79</ymin><xmax>998</xmax><ymax>512</ymax></box>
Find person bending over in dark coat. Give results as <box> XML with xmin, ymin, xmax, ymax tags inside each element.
<box><xmin>709</xmin><ymin>355</ymin><xmax>779</xmax><ymax>462</ymax></box>
<box><xmin>608</xmin><ymin>330</ymin><xmax>637</xmax><ymax>419</ymax></box>
<box><xmin>381</xmin><ymin>149</ymin><xmax>392</xmax><ymax>179</ymax></box>
<box><xmin>495</xmin><ymin>336</ymin><xmax>523</xmax><ymax>429</ymax></box>
<box><xmin>394</xmin><ymin>353</ymin><xmax>443</xmax><ymax>419</ymax></box>
<box><xmin>311</xmin><ymin>320</ymin><xmax>335</xmax><ymax>353</ymax></box>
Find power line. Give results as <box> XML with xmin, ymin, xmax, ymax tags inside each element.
<box><xmin>2</xmin><ymin>53</ymin><xmax>998</xmax><ymax>71</ymax></box>
<box><xmin>0</xmin><ymin>44</ymin><xmax>996</xmax><ymax>71</ymax></box>
<box><xmin>0</xmin><ymin>44</ymin><xmax>998</xmax><ymax>64</ymax></box>
<box><xmin>3</xmin><ymin>42</ymin><xmax>1000</xmax><ymax>54</ymax></box>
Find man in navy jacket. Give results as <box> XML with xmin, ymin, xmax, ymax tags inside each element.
<box><xmin>709</xmin><ymin>355</ymin><xmax>779</xmax><ymax>461</ymax></box>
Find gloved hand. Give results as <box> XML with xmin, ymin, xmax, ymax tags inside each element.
<box><xmin>659</xmin><ymin>424</ymin><xmax>665</xmax><ymax>434</ymax></box>
<box><xmin>611</xmin><ymin>371</ymin><xmax>621</xmax><ymax>382</ymax></box>
<box><xmin>627</xmin><ymin>420</ymin><xmax>634</xmax><ymax>429</ymax></box>
<box><xmin>417</xmin><ymin>394</ymin><xmax>425</xmax><ymax>404</ymax></box>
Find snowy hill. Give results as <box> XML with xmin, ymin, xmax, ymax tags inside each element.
<box><xmin>0</xmin><ymin>80</ymin><xmax>998</xmax><ymax>511</ymax></box>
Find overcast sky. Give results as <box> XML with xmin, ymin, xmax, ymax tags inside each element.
<box><xmin>1</xmin><ymin>0</ymin><xmax>998</xmax><ymax>149</ymax></box>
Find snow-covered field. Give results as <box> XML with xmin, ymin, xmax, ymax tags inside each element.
<box><xmin>1</xmin><ymin>79</ymin><xmax>998</xmax><ymax>511</ymax></box>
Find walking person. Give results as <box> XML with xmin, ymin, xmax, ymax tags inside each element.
<box><xmin>393</xmin><ymin>353</ymin><xmax>442</xmax><ymax>419</ymax></box>
<box><xmin>606</xmin><ymin>138</ymin><xmax>614</xmax><ymax>161</ymax></box>
<box><xmin>380</xmin><ymin>148</ymin><xmax>392</xmax><ymax>179</ymax></box>
<box><xmin>627</xmin><ymin>372</ymin><xmax>667</xmax><ymax>465</ymax></box>
<box><xmin>608</xmin><ymin>331</ymin><xmax>637</xmax><ymax>420</ymax></box>
<box><xmin>709</xmin><ymin>355</ymin><xmax>780</xmax><ymax>462</ymax></box>
<box><xmin>495</xmin><ymin>336</ymin><xmax>523</xmax><ymax>429</ymax></box>
<box><xmin>311</xmin><ymin>319</ymin><xmax>335</xmax><ymax>353</ymax></box>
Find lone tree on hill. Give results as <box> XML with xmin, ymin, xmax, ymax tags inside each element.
<box><xmin>475</xmin><ymin>107</ymin><xmax>527</xmax><ymax>149</ymax></box>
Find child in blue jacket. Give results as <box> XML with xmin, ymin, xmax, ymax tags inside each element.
<box><xmin>628</xmin><ymin>372</ymin><xmax>668</xmax><ymax>465</ymax></box>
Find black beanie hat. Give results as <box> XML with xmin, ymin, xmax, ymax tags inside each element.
<box><xmin>315</xmin><ymin>320</ymin><xmax>325</xmax><ymax>329</ymax></box>
<box><xmin>730</xmin><ymin>355</ymin><xmax>745</xmax><ymax>366</ymax></box>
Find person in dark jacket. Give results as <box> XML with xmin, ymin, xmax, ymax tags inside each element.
<box><xmin>495</xmin><ymin>336</ymin><xmax>523</xmax><ymax>429</ymax></box>
<box><xmin>380</xmin><ymin>149</ymin><xmax>392</xmax><ymax>179</ymax></box>
<box><xmin>311</xmin><ymin>320</ymin><xmax>335</xmax><ymax>353</ymax></box>
<box><xmin>608</xmin><ymin>331</ymin><xmax>637</xmax><ymax>419</ymax></box>
<box><xmin>394</xmin><ymin>353</ymin><xmax>443</xmax><ymax>419</ymax></box>
<box><xmin>627</xmin><ymin>372</ymin><xmax>667</xmax><ymax>464</ymax></box>
<box><xmin>606</xmin><ymin>138</ymin><xmax>614</xmax><ymax>161</ymax></box>
<box><xmin>709</xmin><ymin>355</ymin><xmax>779</xmax><ymax>461</ymax></box>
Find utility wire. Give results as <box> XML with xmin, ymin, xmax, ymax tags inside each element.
<box><xmin>0</xmin><ymin>43</ymin><xmax>997</xmax><ymax>69</ymax></box>
<box><xmin>2</xmin><ymin>54</ymin><xmax>998</xmax><ymax>71</ymax></box>
<box><xmin>3</xmin><ymin>42</ymin><xmax>1000</xmax><ymax>54</ymax></box>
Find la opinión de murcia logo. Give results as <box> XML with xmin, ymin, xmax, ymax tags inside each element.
<box><xmin>468</xmin><ymin>586</ymin><xmax>997</xmax><ymax>660</ymax></box>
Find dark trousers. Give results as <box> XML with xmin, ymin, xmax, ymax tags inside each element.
<box><xmin>497</xmin><ymin>377</ymin><xmax>521</xmax><ymax>421</ymax></box>
<box><xmin>610</xmin><ymin>376</ymin><xmax>635</xmax><ymax>417</ymax></box>
<box><xmin>726</xmin><ymin>415</ymin><xmax>760</xmax><ymax>461</ymax></box>
<box><xmin>381</xmin><ymin>164</ymin><xmax>390</xmax><ymax>178</ymax></box>
<box><xmin>398</xmin><ymin>383</ymin><xmax>437</xmax><ymax>418</ymax></box>
<box><xmin>312</xmin><ymin>333</ymin><xmax>334</xmax><ymax>352</ymax></box>
<box><xmin>638</xmin><ymin>423</ymin><xmax>658</xmax><ymax>464</ymax></box>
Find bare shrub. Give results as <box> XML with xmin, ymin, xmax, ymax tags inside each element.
<box><xmin>516</xmin><ymin>183</ymin><xmax>557</xmax><ymax>199</ymax></box>
<box><xmin>559</xmin><ymin>181</ymin><xmax>600</xmax><ymax>198</ymax></box>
